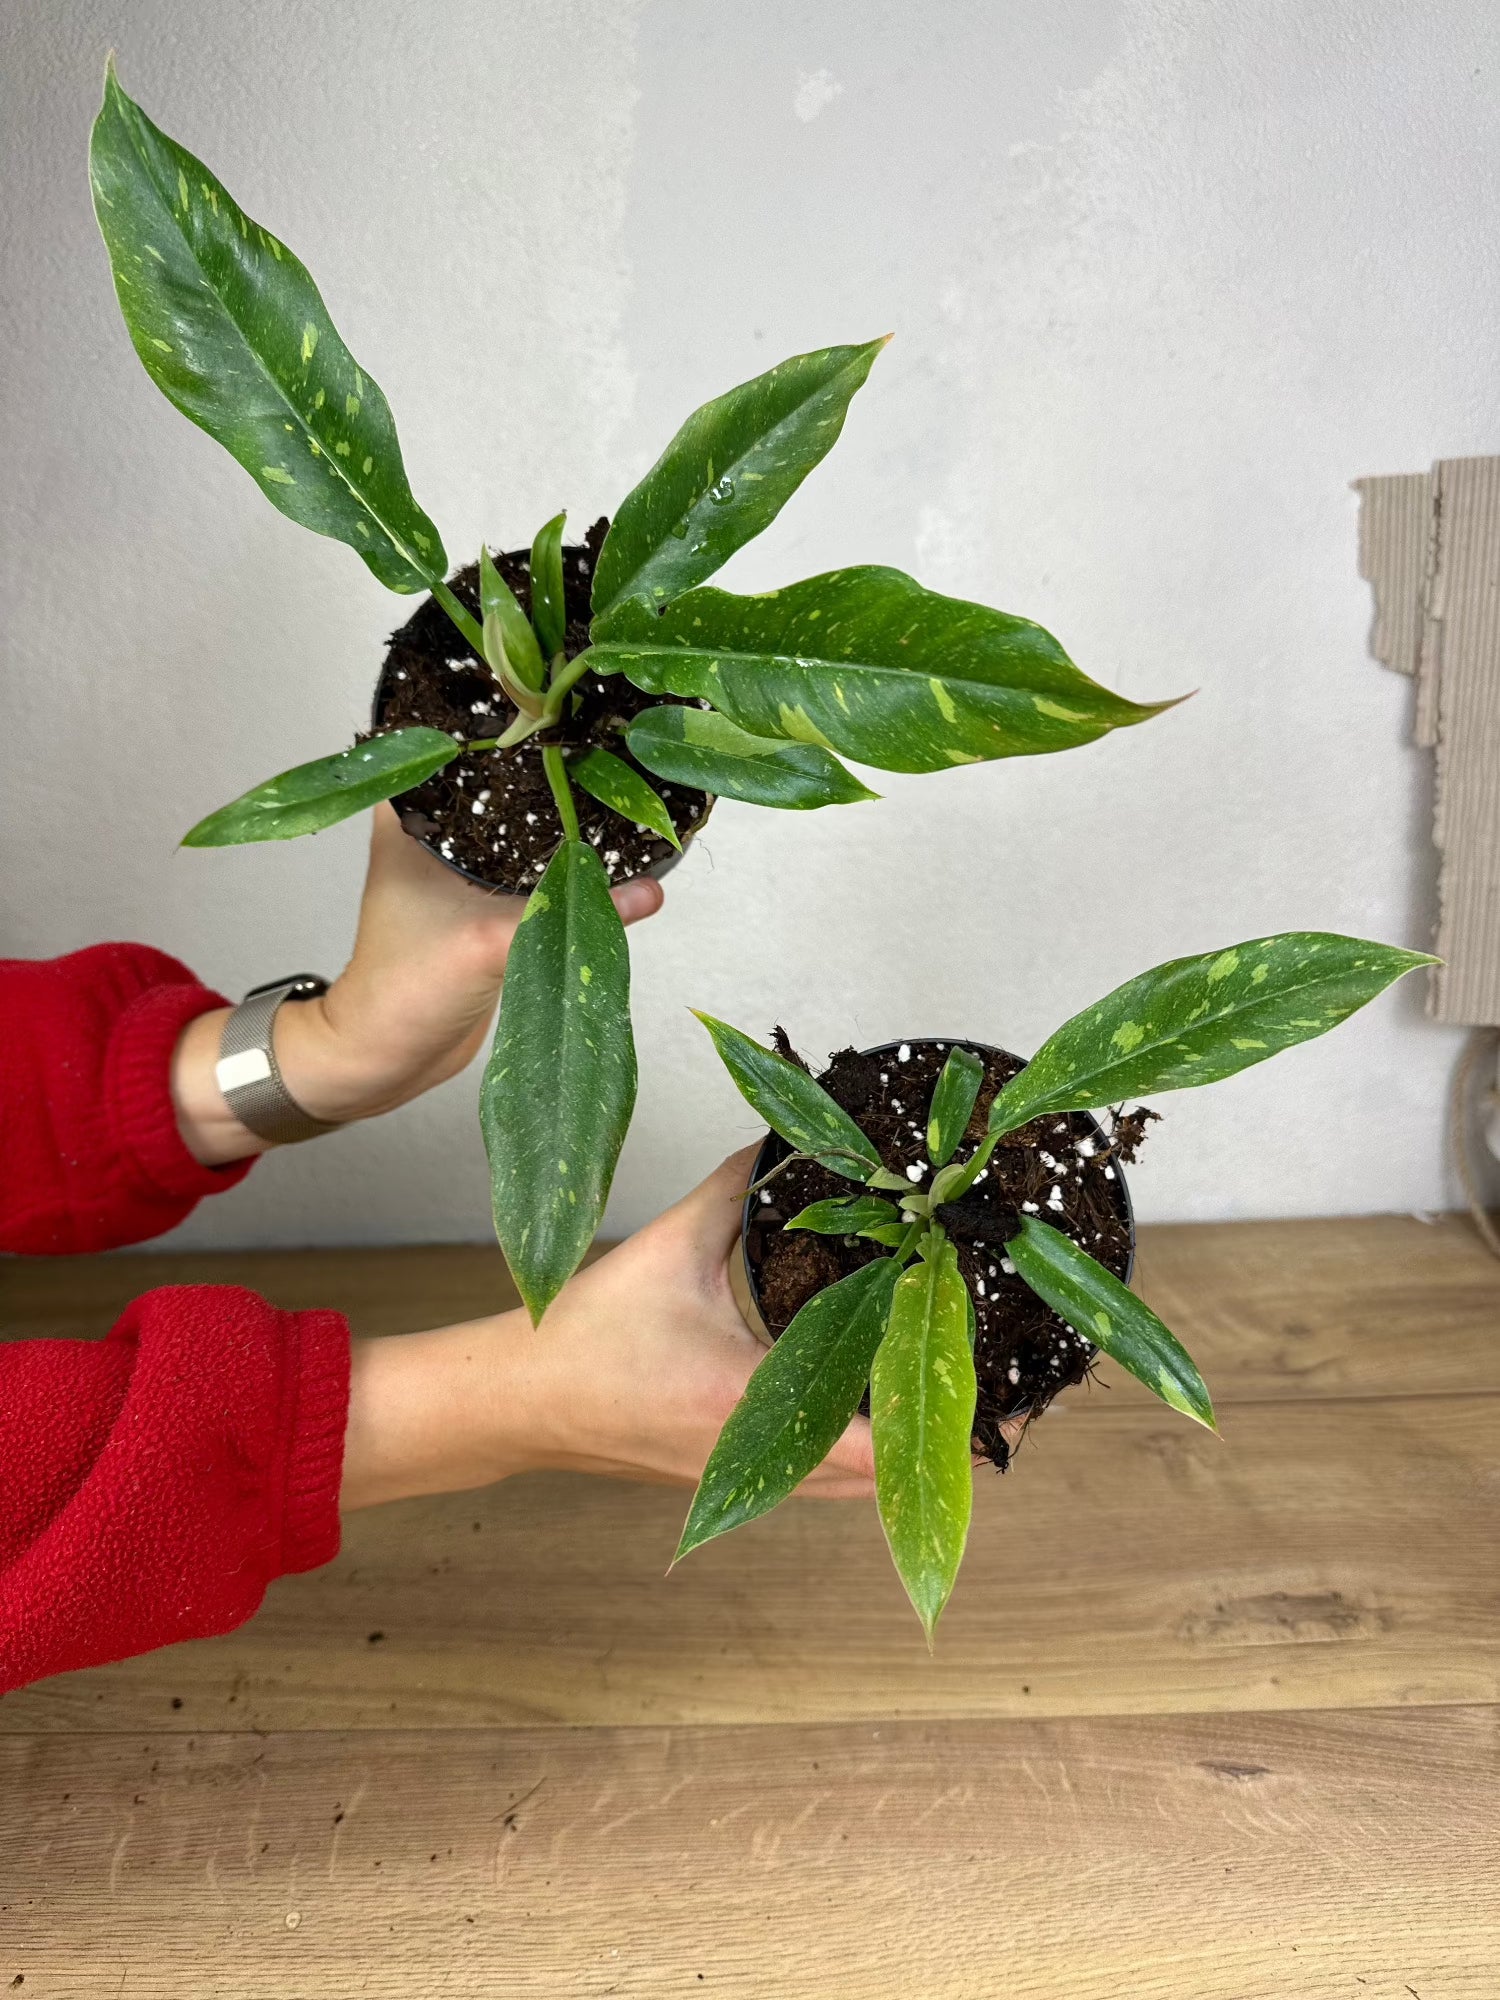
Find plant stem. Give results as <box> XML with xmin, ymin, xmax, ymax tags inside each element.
<box><xmin>544</xmin><ymin>649</ymin><xmax>596</xmax><ymax>713</ymax></box>
<box><xmin>542</xmin><ymin>745</ymin><xmax>581</xmax><ymax>842</ymax></box>
<box><xmin>430</xmin><ymin>578</ymin><xmax>487</xmax><ymax>660</ymax></box>
<box><xmin>894</xmin><ymin>1216</ymin><xmax>928</xmax><ymax>1264</ymax></box>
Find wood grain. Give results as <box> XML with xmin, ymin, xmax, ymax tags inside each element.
<box><xmin>1</xmin><ymin>1707</ymin><xmax>1495</xmax><ymax>1999</ymax></box>
<box><xmin>5</xmin><ymin>1389</ymin><xmax>1494</xmax><ymax>1732</ymax></box>
<box><xmin>6</xmin><ymin>1214</ymin><xmax>1497</xmax><ymax>1401</ymax></box>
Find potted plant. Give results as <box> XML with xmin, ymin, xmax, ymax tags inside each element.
<box><xmin>680</xmin><ymin>931</ymin><xmax>1434</xmax><ymax>1641</ymax></box>
<box><xmin>88</xmin><ymin>65</ymin><xmax>1179</xmax><ymax>1321</ymax></box>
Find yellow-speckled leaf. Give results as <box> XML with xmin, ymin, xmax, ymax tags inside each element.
<box><xmin>592</xmin><ymin>341</ymin><xmax>886</xmax><ymax>620</ymax></box>
<box><xmin>588</xmin><ymin>569</ymin><xmax>1173</xmax><ymax>772</ymax></box>
<box><xmin>988</xmin><ymin>932</ymin><xmax>1438</xmax><ymax>1138</ymax></box>
<box><xmin>1008</xmin><ymin>1218</ymin><xmax>1214</xmax><ymax>1430</ymax></box>
<box><xmin>90</xmin><ymin>64</ymin><xmax>445</xmax><ymax>592</ymax></box>
<box><xmin>694</xmin><ymin>1013</ymin><xmax>883</xmax><ymax>1181</ymax></box>
<box><xmin>676</xmin><ymin>1256</ymin><xmax>902</xmax><ymax>1561</ymax></box>
<box><xmin>870</xmin><ymin>1234</ymin><xmax>977</xmax><ymax>1643</ymax></box>
<box><xmin>181</xmin><ymin>728</ymin><xmax>459</xmax><ymax>845</ymax></box>
<box><xmin>926</xmin><ymin>1046</ymin><xmax>984</xmax><ymax>1167</ymax></box>
<box><xmin>481</xmin><ymin>841</ymin><xmax>636</xmax><ymax>1324</ymax></box>
<box><xmin>627</xmin><ymin>704</ymin><xmax>876</xmax><ymax>810</ymax></box>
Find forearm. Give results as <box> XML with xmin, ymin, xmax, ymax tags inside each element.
<box><xmin>339</xmin><ymin>1312</ymin><xmax>537</xmax><ymax>1511</ymax></box>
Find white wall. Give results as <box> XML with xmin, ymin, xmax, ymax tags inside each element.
<box><xmin>3</xmin><ymin>0</ymin><xmax>1496</xmax><ymax>1248</ymax></box>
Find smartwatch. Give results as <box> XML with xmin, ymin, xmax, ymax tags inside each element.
<box><xmin>215</xmin><ymin>975</ymin><xmax>340</xmax><ymax>1146</ymax></box>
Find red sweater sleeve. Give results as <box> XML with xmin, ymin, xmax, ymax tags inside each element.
<box><xmin>0</xmin><ymin>947</ymin><xmax>351</xmax><ymax>1692</ymax></box>
<box><xmin>0</xmin><ymin>941</ymin><xmax>254</xmax><ymax>1254</ymax></box>
<box><xmin>0</xmin><ymin>1286</ymin><xmax>349</xmax><ymax>1693</ymax></box>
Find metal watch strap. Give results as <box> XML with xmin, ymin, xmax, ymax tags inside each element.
<box><xmin>216</xmin><ymin>976</ymin><xmax>339</xmax><ymax>1146</ymax></box>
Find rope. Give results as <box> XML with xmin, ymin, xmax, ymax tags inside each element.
<box><xmin>1448</xmin><ymin>1026</ymin><xmax>1500</xmax><ymax>1260</ymax></box>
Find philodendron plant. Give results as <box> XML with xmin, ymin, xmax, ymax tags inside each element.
<box><xmin>682</xmin><ymin>931</ymin><xmax>1433</xmax><ymax>1641</ymax></box>
<box><xmin>89</xmin><ymin>65</ymin><xmax>1178</xmax><ymax>1323</ymax></box>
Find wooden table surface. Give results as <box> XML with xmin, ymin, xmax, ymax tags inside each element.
<box><xmin>2</xmin><ymin>1214</ymin><xmax>1497</xmax><ymax>1996</ymax></box>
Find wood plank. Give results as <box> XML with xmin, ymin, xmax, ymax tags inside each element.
<box><xmin>6</xmin><ymin>1214</ymin><xmax>1498</xmax><ymax>1401</ymax></box>
<box><xmin>1</xmin><ymin>1707</ymin><xmax>1495</xmax><ymax>1998</ymax></box>
<box><xmin>5</xmin><ymin>1391</ymin><xmax>1494</xmax><ymax>1732</ymax></box>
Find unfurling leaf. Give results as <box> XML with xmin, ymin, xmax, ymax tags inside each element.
<box><xmin>181</xmin><ymin>728</ymin><xmax>458</xmax><ymax>845</ymax></box>
<box><xmin>626</xmin><ymin>705</ymin><xmax>876</xmax><ymax>810</ymax></box>
<box><xmin>786</xmin><ymin>1195</ymin><xmax>903</xmax><ymax>1238</ymax></box>
<box><xmin>988</xmin><ymin>933</ymin><xmax>1439</xmax><ymax>1140</ymax></box>
<box><xmin>90</xmin><ymin>63</ymin><xmax>445</xmax><ymax>591</ymax></box>
<box><xmin>588</xmin><ymin>568</ymin><xmax>1174</xmax><ymax>772</ymax></box>
<box><xmin>870</xmin><ymin>1234</ymin><xmax>977</xmax><ymax>1643</ymax></box>
<box><xmin>694</xmin><ymin>1015</ymin><xmax>883</xmax><ymax>1181</ymax></box>
<box><xmin>592</xmin><ymin>339</ymin><xmax>887</xmax><ymax>620</ymax></box>
<box><xmin>481</xmin><ymin>547</ymin><xmax>546</xmax><ymax>694</ymax></box>
<box><xmin>569</xmin><ymin>747</ymin><xmax>681</xmax><ymax>850</ymax></box>
<box><xmin>482</xmin><ymin>841</ymin><xmax>636</xmax><ymax>1324</ymax></box>
<box><xmin>530</xmin><ymin>510</ymin><xmax>569</xmax><ymax>661</ymax></box>
<box><xmin>926</xmin><ymin>1046</ymin><xmax>984</xmax><ymax>1166</ymax></box>
<box><xmin>1007</xmin><ymin>1217</ymin><xmax>1215</xmax><ymax>1430</ymax></box>
<box><xmin>676</xmin><ymin>1256</ymin><xmax>902</xmax><ymax>1561</ymax></box>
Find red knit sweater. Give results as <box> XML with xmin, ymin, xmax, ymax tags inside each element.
<box><xmin>0</xmin><ymin>944</ymin><xmax>349</xmax><ymax>1694</ymax></box>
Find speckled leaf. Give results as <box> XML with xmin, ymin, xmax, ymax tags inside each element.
<box><xmin>530</xmin><ymin>511</ymin><xmax>569</xmax><ymax>662</ymax></box>
<box><xmin>988</xmin><ymin>933</ymin><xmax>1438</xmax><ymax>1139</ymax></box>
<box><xmin>870</xmin><ymin>1234</ymin><xmax>977</xmax><ymax>1644</ymax></box>
<box><xmin>626</xmin><ymin>705</ymin><xmax>877</xmax><ymax>810</ymax></box>
<box><xmin>592</xmin><ymin>340</ymin><xmax>887</xmax><ymax>620</ymax></box>
<box><xmin>694</xmin><ymin>1014</ymin><xmax>883</xmax><ymax>1182</ymax></box>
<box><xmin>481</xmin><ymin>547</ymin><xmax>546</xmax><ymax>693</ymax></box>
<box><xmin>482</xmin><ymin>841</ymin><xmax>636</xmax><ymax>1324</ymax></box>
<box><xmin>588</xmin><ymin>569</ymin><xmax>1173</xmax><ymax>772</ymax></box>
<box><xmin>676</xmin><ymin>1256</ymin><xmax>901</xmax><ymax>1561</ymax></box>
<box><xmin>569</xmin><ymin>747</ymin><xmax>680</xmax><ymax>849</ymax></box>
<box><xmin>785</xmin><ymin>1195</ymin><xmax>903</xmax><ymax>1237</ymax></box>
<box><xmin>181</xmin><ymin>728</ymin><xmax>459</xmax><ymax>846</ymax></box>
<box><xmin>89</xmin><ymin>64</ymin><xmax>445</xmax><ymax>592</ymax></box>
<box><xmin>1008</xmin><ymin>1218</ymin><xmax>1215</xmax><ymax>1430</ymax></box>
<box><xmin>926</xmin><ymin>1047</ymin><xmax>984</xmax><ymax>1167</ymax></box>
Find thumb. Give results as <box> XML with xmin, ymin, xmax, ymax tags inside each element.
<box><xmin>660</xmin><ymin>1143</ymin><xmax>761</xmax><ymax>1264</ymax></box>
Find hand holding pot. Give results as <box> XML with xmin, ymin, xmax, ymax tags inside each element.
<box><xmin>174</xmin><ymin>803</ymin><xmax>664</xmax><ymax>1162</ymax></box>
<box><xmin>339</xmin><ymin>1148</ymin><xmax>877</xmax><ymax>1511</ymax></box>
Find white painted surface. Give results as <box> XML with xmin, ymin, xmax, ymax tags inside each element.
<box><xmin>2</xmin><ymin>0</ymin><xmax>1496</xmax><ymax>1248</ymax></box>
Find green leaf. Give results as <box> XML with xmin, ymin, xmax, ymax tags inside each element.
<box><xmin>626</xmin><ymin>705</ymin><xmax>877</xmax><ymax>810</ymax></box>
<box><xmin>592</xmin><ymin>339</ymin><xmax>887</xmax><ymax>620</ymax></box>
<box><xmin>694</xmin><ymin>1014</ymin><xmax>883</xmax><ymax>1182</ymax></box>
<box><xmin>1007</xmin><ymin>1218</ymin><xmax>1215</xmax><ymax>1430</ymax></box>
<box><xmin>569</xmin><ymin>747</ymin><xmax>681</xmax><ymax>850</ymax></box>
<box><xmin>530</xmin><ymin>511</ymin><xmax>569</xmax><ymax>662</ymax></box>
<box><xmin>676</xmin><ymin>1256</ymin><xmax>901</xmax><ymax>1560</ymax></box>
<box><xmin>870</xmin><ymin>1233</ymin><xmax>977</xmax><ymax>1643</ymax></box>
<box><xmin>481</xmin><ymin>841</ymin><xmax>637</xmax><ymax>1324</ymax></box>
<box><xmin>926</xmin><ymin>1047</ymin><xmax>984</xmax><ymax>1167</ymax></box>
<box><xmin>988</xmin><ymin>933</ymin><xmax>1439</xmax><ymax>1140</ymax></box>
<box><xmin>481</xmin><ymin>547</ymin><xmax>547</xmax><ymax>694</ymax></box>
<box><xmin>181</xmin><ymin>728</ymin><xmax>458</xmax><ymax>846</ymax></box>
<box><xmin>89</xmin><ymin>63</ymin><xmax>445</xmax><ymax>592</ymax></box>
<box><xmin>786</xmin><ymin>1195</ymin><xmax>903</xmax><ymax>1238</ymax></box>
<box><xmin>863</xmin><ymin>1222</ymin><xmax>912</xmax><ymax>1247</ymax></box>
<box><xmin>587</xmin><ymin>569</ymin><xmax>1174</xmax><ymax>772</ymax></box>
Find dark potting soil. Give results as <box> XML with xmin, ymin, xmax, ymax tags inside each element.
<box><xmin>744</xmin><ymin>1037</ymin><xmax>1153</xmax><ymax>1469</ymax></box>
<box><xmin>372</xmin><ymin>518</ymin><xmax>711</xmax><ymax>893</ymax></box>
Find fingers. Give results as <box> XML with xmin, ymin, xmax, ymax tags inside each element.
<box><xmin>612</xmin><ymin>874</ymin><xmax>665</xmax><ymax>926</ymax></box>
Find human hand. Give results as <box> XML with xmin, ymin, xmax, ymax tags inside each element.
<box><xmin>340</xmin><ymin>1148</ymin><xmax>878</xmax><ymax>1511</ymax></box>
<box><xmin>174</xmin><ymin>804</ymin><xmax>663</xmax><ymax>1161</ymax></box>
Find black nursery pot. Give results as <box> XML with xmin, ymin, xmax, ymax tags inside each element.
<box><xmin>740</xmin><ymin>1036</ymin><xmax>1137</xmax><ymax>1468</ymax></box>
<box><xmin>370</xmin><ymin>523</ymin><xmax>713</xmax><ymax>895</ymax></box>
